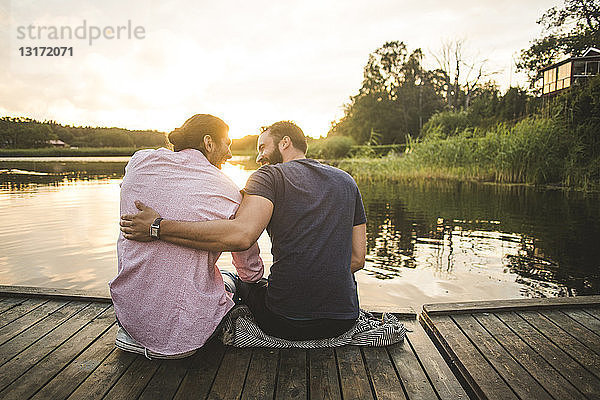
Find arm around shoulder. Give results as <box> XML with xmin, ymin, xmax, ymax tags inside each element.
<box><xmin>159</xmin><ymin>194</ymin><xmax>273</xmax><ymax>252</ymax></box>
<box><xmin>228</xmin><ymin>194</ymin><xmax>273</xmax><ymax>250</ymax></box>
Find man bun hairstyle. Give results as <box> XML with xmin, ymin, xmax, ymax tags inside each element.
<box><xmin>169</xmin><ymin>114</ymin><xmax>229</xmax><ymax>153</ymax></box>
<box><xmin>261</xmin><ymin>121</ymin><xmax>307</xmax><ymax>153</ymax></box>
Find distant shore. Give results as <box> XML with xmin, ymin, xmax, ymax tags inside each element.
<box><xmin>0</xmin><ymin>147</ymin><xmax>139</xmax><ymax>157</ymax></box>
<box><xmin>0</xmin><ymin>147</ymin><xmax>257</xmax><ymax>157</ymax></box>
<box><xmin>4</xmin><ymin>146</ymin><xmax>597</xmax><ymax>192</ymax></box>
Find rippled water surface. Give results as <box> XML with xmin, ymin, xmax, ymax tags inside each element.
<box><xmin>1</xmin><ymin>157</ymin><xmax>599</xmax><ymax>309</ymax></box>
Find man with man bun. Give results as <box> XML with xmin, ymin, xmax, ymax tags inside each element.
<box><xmin>111</xmin><ymin>114</ymin><xmax>263</xmax><ymax>358</ymax></box>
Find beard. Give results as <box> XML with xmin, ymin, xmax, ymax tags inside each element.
<box><xmin>269</xmin><ymin>147</ymin><xmax>284</xmax><ymax>165</ymax></box>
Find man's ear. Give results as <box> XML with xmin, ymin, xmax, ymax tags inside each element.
<box><xmin>279</xmin><ymin>136</ymin><xmax>291</xmax><ymax>151</ymax></box>
<box><xmin>203</xmin><ymin>135</ymin><xmax>213</xmax><ymax>152</ymax></box>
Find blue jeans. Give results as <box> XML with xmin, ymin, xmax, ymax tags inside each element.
<box><xmin>220</xmin><ymin>270</ymin><xmax>242</xmax><ymax>304</ymax></box>
<box><xmin>221</xmin><ymin>270</ymin><xmax>236</xmax><ymax>293</ymax></box>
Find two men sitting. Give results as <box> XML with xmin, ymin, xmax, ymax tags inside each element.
<box><xmin>114</xmin><ymin>115</ymin><xmax>366</xmax><ymax>358</ymax></box>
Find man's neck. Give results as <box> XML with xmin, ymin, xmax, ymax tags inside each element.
<box><xmin>282</xmin><ymin>151</ymin><xmax>306</xmax><ymax>163</ymax></box>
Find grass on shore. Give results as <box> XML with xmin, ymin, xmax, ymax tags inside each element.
<box><xmin>337</xmin><ymin>117</ymin><xmax>600</xmax><ymax>191</ymax></box>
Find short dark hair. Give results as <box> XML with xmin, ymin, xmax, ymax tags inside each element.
<box><xmin>261</xmin><ymin>121</ymin><xmax>307</xmax><ymax>153</ymax></box>
<box><xmin>168</xmin><ymin>114</ymin><xmax>228</xmax><ymax>153</ymax></box>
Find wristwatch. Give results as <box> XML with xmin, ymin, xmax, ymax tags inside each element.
<box><xmin>150</xmin><ymin>217</ymin><xmax>163</xmax><ymax>240</ymax></box>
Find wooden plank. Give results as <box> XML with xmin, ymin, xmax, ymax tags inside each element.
<box><xmin>540</xmin><ymin>310</ymin><xmax>600</xmax><ymax>355</ymax></box>
<box><xmin>362</xmin><ymin>347</ymin><xmax>407</xmax><ymax>400</ymax></box>
<box><xmin>30</xmin><ymin>322</ymin><xmax>119</xmax><ymax>400</ymax></box>
<box><xmin>275</xmin><ymin>348</ymin><xmax>307</xmax><ymax>400</ymax></box>
<box><xmin>66</xmin><ymin>348</ymin><xmax>137</xmax><ymax>400</ymax></box>
<box><xmin>0</xmin><ymin>300</ymin><xmax>89</xmax><ymax>366</ymax></box>
<box><xmin>308</xmin><ymin>348</ymin><xmax>342</xmax><ymax>400</ymax></box>
<box><xmin>207</xmin><ymin>346</ymin><xmax>252</xmax><ymax>400</ymax></box>
<box><xmin>0</xmin><ymin>285</ymin><xmax>111</xmax><ymax>303</ymax></box>
<box><xmin>138</xmin><ymin>358</ymin><xmax>189</xmax><ymax>400</ymax></box>
<box><xmin>410</xmin><ymin>318</ymin><xmax>469</xmax><ymax>400</ymax></box>
<box><xmin>473</xmin><ymin>312</ymin><xmax>586</xmax><ymax>400</ymax></box>
<box><xmin>585</xmin><ymin>307</ymin><xmax>600</xmax><ymax>320</ymax></box>
<box><xmin>0</xmin><ymin>298</ymin><xmax>47</xmax><ymax>328</ymax></box>
<box><xmin>518</xmin><ymin>310</ymin><xmax>600</xmax><ymax>380</ymax></box>
<box><xmin>422</xmin><ymin>313</ymin><xmax>518</xmax><ymax>400</ymax></box>
<box><xmin>241</xmin><ymin>348</ymin><xmax>278</xmax><ymax>400</ymax></box>
<box><xmin>0</xmin><ymin>301</ymin><xmax>103</xmax><ymax>390</ymax></box>
<box><xmin>387</xmin><ymin>335</ymin><xmax>436</xmax><ymax>400</ymax></box>
<box><xmin>102</xmin><ymin>355</ymin><xmax>161</xmax><ymax>400</ymax></box>
<box><xmin>0</xmin><ymin>299</ymin><xmax>67</xmax><ymax>345</ymax></box>
<box><xmin>0</xmin><ymin>304</ymin><xmax>114</xmax><ymax>399</ymax></box>
<box><xmin>0</xmin><ymin>297</ymin><xmax>27</xmax><ymax>314</ymax></box>
<box><xmin>452</xmin><ymin>314</ymin><xmax>552</xmax><ymax>400</ymax></box>
<box><xmin>173</xmin><ymin>339</ymin><xmax>226</xmax><ymax>400</ymax></box>
<box><xmin>496</xmin><ymin>311</ymin><xmax>600</xmax><ymax>398</ymax></box>
<box><xmin>336</xmin><ymin>346</ymin><xmax>374</xmax><ymax>400</ymax></box>
<box><xmin>566</xmin><ymin>309</ymin><xmax>600</xmax><ymax>334</ymax></box>
<box><xmin>423</xmin><ymin>295</ymin><xmax>600</xmax><ymax>315</ymax></box>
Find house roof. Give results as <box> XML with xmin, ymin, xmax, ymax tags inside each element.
<box><xmin>540</xmin><ymin>47</ymin><xmax>600</xmax><ymax>72</ymax></box>
<box><xmin>582</xmin><ymin>47</ymin><xmax>600</xmax><ymax>57</ymax></box>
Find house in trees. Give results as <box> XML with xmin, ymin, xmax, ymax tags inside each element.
<box><xmin>541</xmin><ymin>47</ymin><xmax>600</xmax><ymax>96</ymax></box>
<box><xmin>46</xmin><ymin>139</ymin><xmax>69</xmax><ymax>147</ymax></box>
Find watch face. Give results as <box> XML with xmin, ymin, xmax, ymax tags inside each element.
<box><xmin>150</xmin><ymin>217</ymin><xmax>162</xmax><ymax>239</ymax></box>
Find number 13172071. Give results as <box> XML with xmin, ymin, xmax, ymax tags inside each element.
<box><xmin>19</xmin><ymin>47</ymin><xmax>74</xmax><ymax>56</ymax></box>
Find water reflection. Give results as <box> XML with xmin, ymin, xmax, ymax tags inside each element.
<box><xmin>0</xmin><ymin>179</ymin><xmax>121</xmax><ymax>291</ymax></box>
<box><xmin>359</xmin><ymin>180</ymin><xmax>600</xmax><ymax>302</ymax></box>
<box><xmin>0</xmin><ymin>155</ymin><xmax>256</xmax><ymax>189</ymax></box>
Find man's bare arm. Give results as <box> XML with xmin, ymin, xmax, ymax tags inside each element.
<box><xmin>120</xmin><ymin>194</ymin><xmax>274</xmax><ymax>252</ymax></box>
<box><xmin>350</xmin><ymin>223</ymin><xmax>366</xmax><ymax>273</ymax></box>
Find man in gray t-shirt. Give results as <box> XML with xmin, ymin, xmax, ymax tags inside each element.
<box><xmin>243</xmin><ymin>158</ymin><xmax>365</xmax><ymax>318</ymax></box>
<box><xmin>120</xmin><ymin>121</ymin><xmax>367</xmax><ymax>340</ymax></box>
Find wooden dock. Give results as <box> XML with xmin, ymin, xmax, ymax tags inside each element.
<box><xmin>3</xmin><ymin>284</ymin><xmax>599</xmax><ymax>400</ymax></box>
<box><xmin>421</xmin><ymin>296</ymin><xmax>600</xmax><ymax>400</ymax></box>
<box><xmin>0</xmin><ymin>286</ymin><xmax>467</xmax><ymax>400</ymax></box>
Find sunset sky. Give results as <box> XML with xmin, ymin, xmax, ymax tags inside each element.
<box><xmin>1</xmin><ymin>0</ymin><xmax>561</xmax><ymax>138</ymax></box>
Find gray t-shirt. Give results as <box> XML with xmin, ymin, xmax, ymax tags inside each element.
<box><xmin>243</xmin><ymin>159</ymin><xmax>366</xmax><ymax>320</ymax></box>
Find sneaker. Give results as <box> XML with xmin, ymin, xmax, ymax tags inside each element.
<box><xmin>115</xmin><ymin>327</ymin><xmax>197</xmax><ymax>360</ymax></box>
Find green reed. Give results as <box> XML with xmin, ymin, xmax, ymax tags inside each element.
<box><xmin>338</xmin><ymin>117</ymin><xmax>599</xmax><ymax>191</ymax></box>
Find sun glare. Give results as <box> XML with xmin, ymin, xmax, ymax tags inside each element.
<box><xmin>220</xmin><ymin>159</ymin><xmax>255</xmax><ymax>188</ymax></box>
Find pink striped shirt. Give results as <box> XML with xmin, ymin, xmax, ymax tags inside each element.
<box><xmin>110</xmin><ymin>148</ymin><xmax>263</xmax><ymax>355</ymax></box>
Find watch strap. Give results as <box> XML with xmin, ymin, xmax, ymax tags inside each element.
<box><xmin>150</xmin><ymin>217</ymin><xmax>163</xmax><ymax>239</ymax></box>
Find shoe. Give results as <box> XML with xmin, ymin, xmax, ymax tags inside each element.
<box><xmin>115</xmin><ymin>327</ymin><xmax>197</xmax><ymax>360</ymax></box>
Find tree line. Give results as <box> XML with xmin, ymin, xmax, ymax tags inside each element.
<box><xmin>0</xmin><ymin>116</ymin><xmax>266</xmax><ymax>152</ymax></box>
<box><xmin>0</xmin><ymin>117</ymin><xmax>168</xmax><ymax>149</ymax></box>
<box><xmin>328</xmin><ymin>0</ymin><xmax>598</xmax><ymax>145</ymax></box>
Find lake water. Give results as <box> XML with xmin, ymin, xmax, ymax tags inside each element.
<box><xmin>1</xmin><ymin>156</ymin><xmax>599</xmax><ymax>310</ymax></box>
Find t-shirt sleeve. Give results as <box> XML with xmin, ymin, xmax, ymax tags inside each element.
<box><xmin>353</xmin><ymin>186</ymin><xmax>367</xmax><ymax>226</ymax></box>
<box><xmin>242</xmin><ymin>166</ymin><xmax>276</xmax><ymax>204</ymax></box>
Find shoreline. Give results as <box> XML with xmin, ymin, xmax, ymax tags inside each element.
<box><xmin>2</xmin><ymin>149</ymin><xmax>598</xmax><ymax>192</ymax></box>
<box><xmin>0</xmin><ymin>147</ymin><xmax>257</xmax><ymax>158</ymax></box>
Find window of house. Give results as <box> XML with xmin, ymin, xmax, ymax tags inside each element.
<box><xmin>586</xmin><ymin>61</ymin><xmax>599</xmax><ymax>75</ymax></box>
<box><xmin>557</xmin><ymin>63</ymin><xmax>571</xmax><ymax>89</ymax></box>
<box><xmin>573</xmin><ymin>61</ymin><xmax>586</xmax><ymax>76</ymax></box>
